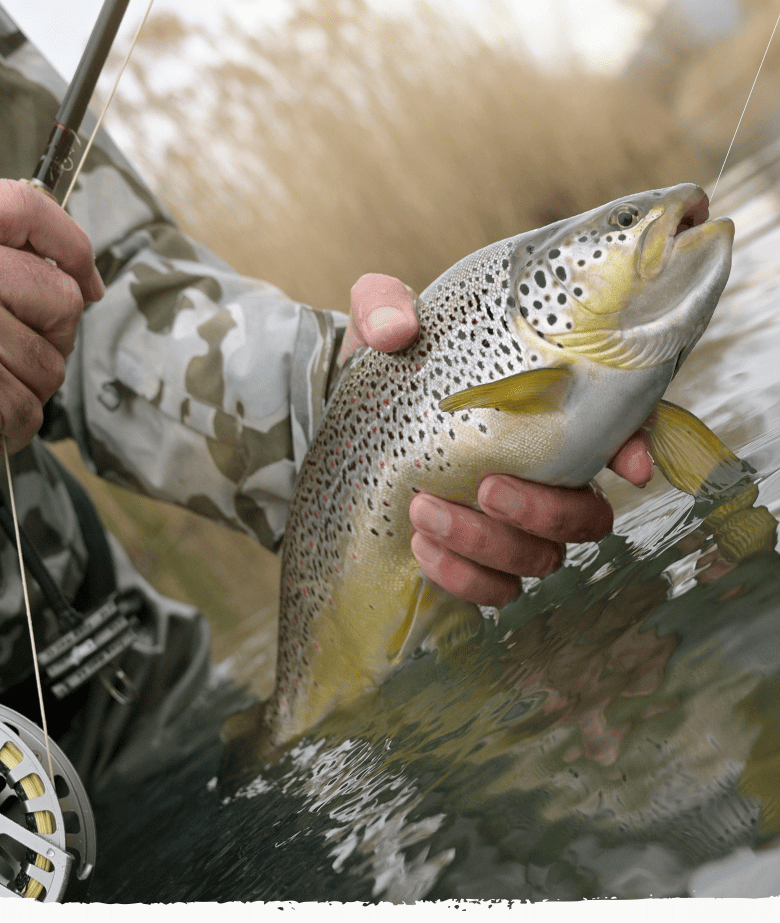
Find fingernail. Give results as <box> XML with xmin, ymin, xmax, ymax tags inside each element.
<box><xmin>365</xmin><ymin>306</ymin><xmax>409</xmax><ymax>341</ymax></box>
<box><xmin>88</xmin><ymin>269</ymin><xmax>105</xmax><ymax>302</ymax></box>
<box><xmin>410</xmin><ymin>495</ymin><xmax>452</xmax><ymax>538</ymax></box>
<box><xmin>410</xmin><ymin>531</ymin><xmax>443</xmax><ymax>568</ymax></box>
<box><xmin>481</xmin><ymin>476</ymin><xmax>526</xmax><ymax>520</ymax></box>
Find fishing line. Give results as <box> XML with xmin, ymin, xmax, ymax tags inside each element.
<box><xmin>1</xmin><ymin>435</ymin><xmax>55</xmax><ymax>784</ymax></box>
<box><xmin>709</xmin><ymin>11</ymin><xmax>780</xmax><ymax>207</ymax></box>
<box><xmin>62</xmin><ymin>0</ymin><xmax>156</xmax><ymax>209</ymax></box>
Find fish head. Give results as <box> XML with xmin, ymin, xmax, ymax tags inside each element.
<box><xmin>508</xmin><ymin>184</ymin><xmax>735</xmax><ymax>373</ymax></box>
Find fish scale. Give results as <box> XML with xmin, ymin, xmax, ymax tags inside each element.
<box><xmin>262</xmin><ymin>183</ymin><xmax>735</xmax><ymax>749</ymax></box>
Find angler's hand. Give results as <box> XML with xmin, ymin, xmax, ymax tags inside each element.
<box><xmin>0</xmin><ymin>180</ymin><xmax>104</xmax><ymax>455</ymax></box>
<box><xmin>348</xmin><ymin>272</ymin><xmax>653</xmax><ymax>608</ymax></box>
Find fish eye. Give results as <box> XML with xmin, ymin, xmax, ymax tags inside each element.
<box><xmin>608</xmin><ymin>204</ymin><xmax>642</xmax><ymax>229</ymax></box>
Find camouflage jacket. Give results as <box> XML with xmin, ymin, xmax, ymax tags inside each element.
<box><xmin>0</xmin><ymin>8</ymin><xmax>345</xmax><ymax>693</ymax></box>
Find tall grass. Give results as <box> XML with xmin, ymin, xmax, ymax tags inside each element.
<box><xmin>107</xmin><ymin>0</ymin><xmax>707</xmax><ymax>314</ymax></box>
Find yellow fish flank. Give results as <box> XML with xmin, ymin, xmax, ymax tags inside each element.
<box><xmin>257</xmin><ymin>184</ymin><xmax>737</xmax><ymax>750</ymax></box>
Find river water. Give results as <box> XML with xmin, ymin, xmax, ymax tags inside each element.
<box><xmin>88</xmin><ymin>145</ymin><xmax>780</xmax><ymax>903</ymax></box>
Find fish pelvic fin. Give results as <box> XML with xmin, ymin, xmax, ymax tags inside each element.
<box><xmin>645</xmin><ymin>399</ymin><xmax>750</xmax><ymax>498</ymax></box>
<box><xmin>438</xmin><ymin>367</ymin><xmax>572</xmax><ymax>415</ymax></box>
<box><xmin>387</xmin><ymin>577</ymin><xmax>482</xmax><ymax>665</ymax></box>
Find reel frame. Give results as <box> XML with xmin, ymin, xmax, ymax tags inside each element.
<box><xmin>0</xmin><ymin>706</ymin><xmax>96</xmax><ymax>902</ymax></box>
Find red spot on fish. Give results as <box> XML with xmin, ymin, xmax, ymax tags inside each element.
<box><xmin>366</xmin><ymin>391</ymin><xmax>372</xmax><ymax>399</ymax></box>
<box><xmin>345</xmin><ymin>440</ymin><xmax>351</xmax><ymax>449</ymax></box>
<box><xmin>359</xmin><ymin>455</ymin><xmax>364</xmax><ymax>463</ymax></box>
<box><xmin>295</xmin><ymin>678</ymin><xmax>300</xmax><ymax>687</ymax></box>
<box><xmin>309</xmin><ymin>541</ymin><xmax>315</xmax><ymax>548</ymax></box>
<box><xmin>373</xmin><ymin>426</ymin><xmax>378</xmax><ymax>433</ymax></box>
<box><xmin>383</xmin><ymin>398</ymin><xmax>390</xmax><ymax>406</ymax></box>
<box><xmin>348</xmin><ymin>504</ymin><xmax>353</xmax><ymax>511</ymax></box>
<box><xmin>380</xmin><ymin>461</ymin><xmax>386</xmax><ymax>469</ymax></box>
<box><xmin>303</xmin><ymin>587</ymin><xmax>309</xmax><ymax>598</ymax></box>
<box><xmin>314</xmin><ymin>642</ymin><xmax>321</xmax><ymax>651</ymax></box>
<box><xmin>323</xmin><ymin>494</ymin><xmax>328</xmax><ymax>501</ymax></box>
<box><xmin>350</xmin><ymin>396</ymin><xmax>357</xmax><ymax>403</ymax></box>
<box><xmin>416</xmin><ymin>363</ymin><xmax>422</xmax><ymax>371</ymax></box>
<box><xmin>415</xmin><ymin>459</ymin><xmax>422</xmax><ymax>468</ymax></box>
<box><xmin>353</xmin><ymin>553</ymin><xmax>358</xmax><ymax>560</ymax></box>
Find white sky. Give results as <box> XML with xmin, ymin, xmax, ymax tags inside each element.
<box><xmin>3</xmin><ymin>0</ymin><xmax>655</xmax><ymax>81</ymax></box>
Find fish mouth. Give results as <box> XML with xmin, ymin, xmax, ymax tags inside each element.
<box><xmin>637</xmin><ymin>186</ymin><xmax>711</xmax><ymax>279</ymax></box>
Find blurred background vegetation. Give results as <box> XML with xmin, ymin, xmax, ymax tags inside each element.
<box><xmin>51</xmin><ymin>0</ymin><xmax>780</xmax><ymax>694</ymax></box>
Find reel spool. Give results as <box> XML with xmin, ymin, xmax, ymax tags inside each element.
<box><xmin>0</xmin><ymin>706</ymin><xmax>96</xmax><ymax>902</ymax></box>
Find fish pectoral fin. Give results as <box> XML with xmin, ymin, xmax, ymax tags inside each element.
<box><xmin>420</xmin><ymin>597</ymin><xmax>484</xmax><ymax>661</ymax></box>
<box><xmin>438</xmin><ymin>366</ymin><xmax>572</xmax><ymax>415</ymax></box>
<box><xmin>645</xmin><ymin>399</ymin><xmax>750</xmax><ymax>497</ymax></box>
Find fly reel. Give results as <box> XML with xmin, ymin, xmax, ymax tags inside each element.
<box><xmin>0</xmin><ymin>705</ymin><xmax>96</xmax><ymax>902</ymax></box>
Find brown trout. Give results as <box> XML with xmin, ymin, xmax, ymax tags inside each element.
<box><xmin>244</xmin><ymin>183</ymin><xmax>738</xmax><ymax>753</ymax></box>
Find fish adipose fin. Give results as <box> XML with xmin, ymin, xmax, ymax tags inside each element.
<box><xmin>439</xmin><ymin>367</ymin><xmax>572</xmax><ymax>415</ymax></box>
<box><xmin>645</xmin><ymin>399</ymin><xmax>748</xmax><ymax>497</ymax></box>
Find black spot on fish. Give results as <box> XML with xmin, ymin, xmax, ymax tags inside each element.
<box><xmin>549</xmin><ymin>248</ymin><xmax>560</xmax><ymax>258</ymax></box>
<box><xmin>578</xmin><ymin>236</ymin><xmax>588</xmax><ymax>242</ymax></box>
<box><xmin>557</xmin><ymin>293</ymin><xmax>566</xmax><ymax>304</ymax></box>
<box><xmin>618</xmin><ymin>234</ymin><xmax>626</xmax><ymax>241</ymax></box>
<box><xmin>519</xmin><ymin>283</ymin><xmax>529</xmax><ymax>295</ymax></box>
<box><xmin>459</xmin><ymin>281</ymin><xmax>466</xmax><ymax>289</ymax></box>
<box><xmin>578</xmin><ymin>259</ymin><xmax>585</xmax><ymax>266</ymax></box>
<box><xmin>527</xmin><ymin>245</ymin><xmax>535</xmax><ymax>253</ymax></box>
<box><xmin>555</xmin><ymin>266</ymin><xmax>566</xmax><ymax>281</ymax></box>
<box><xmin>566</xmin><ymin>322</ymin><xmax>572</xmax><ymax>329</ymax></box>
<box><xmin>606</xmin><ymin>235</ymin><xmax>612</xmax><ymax>242</ymax></box>
<box><xmin>594</xmin><ymin>250</ymin><xmax>602</xmax><ymax>258</ymax></box>
<box><xmin>486</xmin><ymin>273</ymin><xmax>494</xmax><ymax>283</ymax></box>
<box><xmin>520</xmin><ymin>307</ymin><xmax>529</xmax><ymax>318</ymax></box>
<box><xmin>547</xmin><ymin>314</ymin><xmax>557</xmax><ymax>325</ymax></box>
<box><xmin>574</xmin><ymin>287</ymin><xmax>583</xmax><ymax>296</ymax></box>
<box><xmin>502</xmin><ymin>259</ymin><xmax>509</xmax><ymax>269</ymax></box>
<box><xmin>506</xmin><ymin>296</ymin><xmax>515</xmax><ymax>308</ymax></box>
<box><xmin>533</xmin><ymin>300</ymin><xmax>542</xmax><ymax>309</ymax></box>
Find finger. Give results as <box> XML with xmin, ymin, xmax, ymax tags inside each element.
<box><xmin>409</xmin><ymin>493</ymin><xmax>563</xmax><ymax>578</ymax></box>
<box><xmin>0</xmin><ymin>364</ymin><xmax>44</xmax><ymax>455</ymax></box>
<box><xmin>477</xmin><ymin>474</ymin><xmax>614</xmax><ymax>544</ymax></box>
<box><xmin>410</xmin><ymin>531</ymin><xmax>522</xmax><ymax>607</ymax></box>
<box><xmin>0</xmin><ymin>179</ymin><xmax>104</xmax><ymax>303</ymax></box>
<box><xmin>608</xmin><ymin>428</ymin><xmax>653</xmax><ymax>486</ymax></box>
<box><xmin>0</xmin><ymin>246</ymin><xmax>85</xmax><ymax>356</ymax></box>
<box><xmin>0</xmin><ymin>303</ymin><xmax>66</xmax><ymax>401</ymax></box>
<box><xmin>339</xmin><ymin>273</ymin><xmax>419</xmax><ymax>365</ymax></box>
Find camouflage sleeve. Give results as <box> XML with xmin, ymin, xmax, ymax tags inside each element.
<box><xmin>0</xmin><ymin>7</ymin><xmax>346</xmax><ymax>552</ymax></box>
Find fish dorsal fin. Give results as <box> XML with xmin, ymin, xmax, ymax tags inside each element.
<box><xmin>645</xmin><ymin>399</ymin><xmax>746</xmax><ymax>497</ymax></box>
<box><xmin>439</xmin><ymin>367</ymin><xmax>572</xmax><ymax>415</ymax></box>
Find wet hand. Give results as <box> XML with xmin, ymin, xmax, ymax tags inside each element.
<box><xmin>0</xmin><ymin>180</ymin><xmax>104</xmax><ymax>454</ymax></box>
<box><xmin>346</xmin><ymin>271</ymin><xmax>654</xmax><ymax>607</ymax></box>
